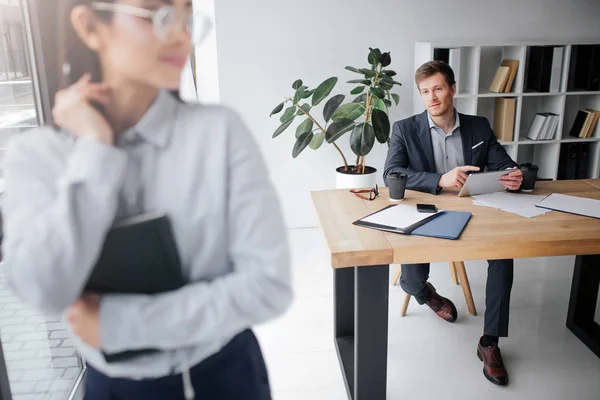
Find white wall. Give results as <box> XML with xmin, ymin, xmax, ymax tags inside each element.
<box><xmin>212</xmin><ymin>0</ymin><xmax>600</xmax><ymax>228</ymax></box>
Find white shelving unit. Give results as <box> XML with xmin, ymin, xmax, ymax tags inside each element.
<box><xmin>414</xmin><ymin>41</ymin><xmax>600</xmax><ymax>180</ymax></box>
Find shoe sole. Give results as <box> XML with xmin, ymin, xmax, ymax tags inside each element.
<box><xmin>477</xmin><ymin>350</ymin><xmax>508</xmax><ymax>386</ymax></box>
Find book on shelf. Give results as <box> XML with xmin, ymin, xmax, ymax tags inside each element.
<box><xmin>549</xmin><ymin>47</ymin><xmax>564</xmax><ymax>92</ymax></box>
<box><xmin>526</xmin><ymin>113</ymin><xmax>559</xmax><ymax>141</ymax></box>
<box><xmin>526</xmin><ymin>46</ymin><xmax>554</xmax><ymax>92</ymax></box>
<box><xmin>569</xmin><ymin>109</ymin><xmax>600</xmax><ymax>138</ymax></box>
<box><xmin>489</xmin><ymin>66</ymin><xmax>511</xmax><ymax>93</ymax></box>
<box><xmin>573</xmin><ymin>45</ymin><xmax>600</xmax><ymax>91</ymax></box>
<box><xmin>500</xmin><ymin>59</ymin><xmax>519</xmax><ymax>93</ymax></box>
<box><xmin>433</xmin><ymin>48</ymin><xmax>450</xmax><ymax>63</ymax></box>
<box><xmin>558</xmin><ymin>142</ymin><xmax>590</xmax><ymax>180</ymax></box>
<box><xmin>493</xmin><ymin>97</ymin><xmax>516</xmax><ymax>141</ymax></box>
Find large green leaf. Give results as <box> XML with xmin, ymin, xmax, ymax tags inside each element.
<box><xmin>368</xmin><ymin>48</ymin><xmax>382</xmax><ymax>66</ymax></box>
<box><xmin>353</xmin><ymin>93</ymin><xmax>368</xmax><ymax>103</ymax></box>
<box><xmin>370</xmin><ymin>87</ymin><xmax>385</xmax><ymax>99</ymax></box>
<box><xmin>345</xmin><ymin>66</ymin><xmax>361</xmax><ymax>73</ymax></box>
<box><xmin>270</xmin><ymin>102</ymin><xmax>284</xmax><ymax>117</ymax></box>
<box><xmin>326</xmin><ymin>119</ymin><xmax>355</xmax><ymax>143</ymax></box>
<box><xmin>280</xmin><ymin>106</ymin><xmax>295</xmax><ymax>123</ymax></box>
<box><xmin>312</xmin><ymin>77</ymin><xmax>338</xmax><ymax>106</ymax></box>
<box><xmin>371</xmin><ymin>96</ymin><xmax>388</xmax><ymax>113</ymax></box>
<box><xmin>273</xmin><ymin>118</ymin><xmax>294</xmax><ymax>138</ymax></box>
<box><xmin>309</xmin><ymin>132</ymin><xmax>326</xmax><ymax>150</ymax></box>
<box><xmin>350</xmin><ymin>86</ymin><xmax>365</xmax><ymax>95</ymax></box>
<box><xmin>303</xmin><ymin>89</ymin><xmax>314</xmax><ymax>99</ymax></box>
<box><xmin>378</xmin><ymin>79</ymin><xmax>394</xmax><ymax>91</ymax></box>
<box><xmin>379</xmin><ymin>52</ymin><xmax>391</xmax><ymax>67</ymax></box>
<box><xmin>359</xmin><ymin>68</ymin><xmax>377</xmax><ymax>78</ymax></box>
<box><xmin>323</xmin><ymin>94</ymin><xmax>345</xmax><ymax>122</ymax></box>
<box><xmin>392</xmin><ymin>93</ymin><xmax>400</xmax><ymax>106</ymax></box>
<box><xmin>292</xmin><ymin>79</ymin><xmax>303</xmax><ymax>90</ymax></box>
<box><xmin>331</xmin><ymin>103</ymin><xmax>365</xmax><ymax>121</ymax></box>
<box><xmin>347</xmin><ymin>79</ymin><xmax>371</xmax><ymax>85</ymax></box>
<box><xmin>383</xmin><ymin>70</ymin><xmax>397</xmax><ymax>77</ymax></box>
<box><xmin>371</xmin><ymin>109</ymin><xmax>390</xmax><ymax>143</ymax></box>
<box><xmin>384</xmin><ymin>99</ymin><xmax>392</xmax><ymax>107</ymax></box>
<box><xmin>350</xmin><ymin>123</ymin><xmax>375</xmax><ymax>156</ymax></box>
<box><xmin>295</xmin><ymin>118</ymin><xmax>314</xmax><ymax>138</ymax></box>
<box><xmin>293</xmin><ymin>87</ymin><xmax>306</xmax><ymax>104</ymax></box>
<box><xmin>296</xmin><ymin>103</ymin><xmax>311</xmax><ymax>115</ymax></box>
<box><xmin>292</xmin><ymin>131</ymin><xmax>314</xmax><ymax>158</ymax></box>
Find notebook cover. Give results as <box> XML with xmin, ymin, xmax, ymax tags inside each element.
<box><xmin>410</xmin><ymin>211</ymin><xmax>472</xmax><ymax>240</ymax></box>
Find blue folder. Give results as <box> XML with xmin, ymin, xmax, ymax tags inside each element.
<box><xmin>410</xmin><ymin>211</ymin><xmax>472</xmax><ymax>240</ymax></box>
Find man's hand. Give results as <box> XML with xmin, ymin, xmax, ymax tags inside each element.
<box><xmin>500</xmin><ymin>167</ymin><xmax>523</xmax><ymax>190</ymax></box>
<box><xmin>67</xmin><ymin>294</ymin><xmax>101</xmax><ymax>349</ymax></box>
<box><xmin>438</xmin><ymin>165</ymin><xmax>480</xmax><ymax>189</ymax></box>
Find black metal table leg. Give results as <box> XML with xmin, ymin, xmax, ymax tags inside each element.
<box><xmin>567</xmin><ymin>255</ymin><xmax>600</xmax><ymax>358</ymax></box>
<box><xmin>334</xmin><ymin>265</ymin><xmax>389</xmax><ymax>400</ymax></box>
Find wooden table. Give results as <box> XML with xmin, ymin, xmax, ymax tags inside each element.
<box><xmin>312</xmin><ymin>180</ymin><xmax>600</xmax><ymax>400</ymax></box>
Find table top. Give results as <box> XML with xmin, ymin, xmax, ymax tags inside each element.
<box><xmin>311</xmin><ymin>180</ymin><xmax>600</xmax><ymax>268</ymax></box>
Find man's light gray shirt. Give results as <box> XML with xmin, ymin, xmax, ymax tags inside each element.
<box><xmin>0</xmin><ymin>90</ymin><xmax>293</xmax><ymax>379</ymax></box>
<box><xmin>428</xmin><ymin>109</ymin><xmax>465</xmax><ymax>174</ymax></box>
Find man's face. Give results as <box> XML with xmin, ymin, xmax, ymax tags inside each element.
<box><xmin>418</xmin><ymin>72</ymin><xmax>456</xmax><ymax>117</ymax></box>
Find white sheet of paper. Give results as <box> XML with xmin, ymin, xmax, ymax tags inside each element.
<box><xmin>361</xmin><ymin>204</ymin><xmax>442</xmax><ymax>230</ymax></box>
<box><xmin>472</xmin><ymin>192</ymin><xmax>551</xmax><ymax>218</ymax></box>
<box><xmin>536</xmin><ymin>193</ymin><xmax>600</xmax><ymax>219</ymax></box>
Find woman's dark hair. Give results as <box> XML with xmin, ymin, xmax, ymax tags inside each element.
<box><xmin>58</xmin><ymin>0</ymin><xmax>114</xmax><ymax>88</ymax></box>
<box><xmin>415</xmin><ymin>60</ymin><xmax>456</xmax><ymax>91</ymax></box>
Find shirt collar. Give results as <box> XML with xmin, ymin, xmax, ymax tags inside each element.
<box><xmin>121</xmin><ymin>90</ymin><xmax>179</xmax><ymax>148</ymax></box>
<box><xmin>427</xmin><ymin>108</ymin><xmax>460</xmax><ymax>133</ymax></box>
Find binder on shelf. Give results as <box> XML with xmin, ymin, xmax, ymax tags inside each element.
<box><xmin>549</xmin><ymin>47</ymin><xmax>564</xmax><ymax>92</ymax></box>
<box><xmin>569</xmin><ymin>109</ymin><xmax>600</xmax><ymax>138</ymax></box>
<box><xmin>433</xmin><ymin>48</ymin><xmax>450</xmax><ymax>63</ymax></box>
<box><xmin>493</xmin><ymin>97</ymin><xmax>516</xmax><ymax>142</ymax></box>
<box><xmin>500</xmin><ymin>59</ymin><xmax>520</xmax><ymax>93</ymax></box>
<box><xmin>526</xmin><ymin>46</ymin><xmax>554</xmax><ymax>92</ymax></box>
<box><xmin>489</xmin><ymin>66</ymin><xmax>511</xmax><ymax>93</ymax></box>
<box><xmin>573</xmin><ymin>45</ymin><xmax>600</xmax><ymax>91</ymax></box>
<box><xmin>582</xmin><ymin>108</ymin><xmax>600</xmax><ymax>138</ymax></box>
<box><xmin>577</xmin><ymin>142</ymin><xmax>590</xmax><ymax>179</ymax></box>
<box><xmin>526</xmin><ymin>113</ymin><xmax>559</xmax><ymax>141</ymax></box>
<box><xmin>558</xmin><ymin>143</ymin><xmax>579</xmax><ymax>180</ymax></box>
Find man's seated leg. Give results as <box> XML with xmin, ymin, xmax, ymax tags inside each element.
<box><xmin>477</xmin><ymin>258</ymin><xmax>514</xmax><ymax>386</ymax></box>
<box><xmin>400</xmin><ymin>263</ymin><xmax>457</xmax><ymax>322</ymax></box>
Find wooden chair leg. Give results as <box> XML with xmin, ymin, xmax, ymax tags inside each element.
<box><xmin>401</xmin><ymin>293</ymin><xmax>411</xmax><ymax>317</ymax></box>
<box><xmin>449</xmin><ymin>262</ymin><xmax>459</xmax><ymax>285</ymax></box>
<box><xmin>391</xmin><ymin>265</ymin><xmax>402</xmax><ymax>285</ymax></box>
<box><xmin>454</xmin><ymin>261</ymin><xmax>477</xmax><ymax>316</ymax></box>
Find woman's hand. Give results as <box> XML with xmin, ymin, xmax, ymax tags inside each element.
<box><xmin>67</xmin><ymin>294</ymin><xmax>101</xmax><ymax>349</ymax></box>
<box><xmin>52</xmin><ymin>74</ymin><xmax>114</xmax><ymax>144</ymax></box>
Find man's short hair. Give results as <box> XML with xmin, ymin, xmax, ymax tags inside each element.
<box><xmin>415</xmin><ymin>61</ymin><xmax>456</xmax><ymax>89</ymax></box>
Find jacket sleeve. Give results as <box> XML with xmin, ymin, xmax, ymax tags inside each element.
<box><xmin>383</xmin><ymin>121</ymin><xmax>441</xmax><ymax>194</ymax></box>
<box><xmin>1</xmin><ymin>134</ymin><xmax>128</xmax><ymax>314</ymax></box>
<box><xmin>99</xmin><ymin>109</ymin><xmax>293</xmax><ymax>353</ymax></box>
<box><xmin>485</xmin><ymin>119</ymin><xmax>518</xmax><ymax>171</ymax></box>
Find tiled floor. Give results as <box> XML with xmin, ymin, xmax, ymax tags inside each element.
<box><xmin>0</xmin><ymin>267</ymin><xmax>83</xmax><ymax>400</ymax></box>
<box><xmin>255</xmin><ymin>228</ymin><xmax>600</xmax><ymax>400</ymax></box>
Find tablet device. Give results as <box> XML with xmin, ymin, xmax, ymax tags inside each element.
<box><xmin>457</xmin><ymin>170</ymin><xmax>509</xmax><ymax>197</ymax></box>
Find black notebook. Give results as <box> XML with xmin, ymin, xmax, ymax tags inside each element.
<box><xmin>85</xmin><ymin>211</ymin><xmax>186</xmax><ymax>362</ymax></box>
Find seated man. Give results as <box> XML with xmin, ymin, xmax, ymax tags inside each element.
<box><xmin>383</xmin><ymin>61</ymin><xmax>523</xmax><ymax>386</ymax></box>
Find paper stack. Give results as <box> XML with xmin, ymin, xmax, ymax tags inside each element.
<box><xmin>472</xmin><ymin>192</ymin><xmax>551</xmax><ymax>218</ymax></box>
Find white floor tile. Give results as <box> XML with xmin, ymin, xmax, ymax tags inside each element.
<box><xmin>256</xmin><ymin>228</ymin><xmax>600</xmax><ymax>400</ymax></box>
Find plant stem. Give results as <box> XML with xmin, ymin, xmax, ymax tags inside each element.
<box><xmin>295</xmin><ymin>103</ymin><xmax>348</xmax><ymax>170</ymax></box>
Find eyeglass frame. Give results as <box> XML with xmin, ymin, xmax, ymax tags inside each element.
<box><xmin>350</xmin><ymin>184</ymin><xmax>379</xmax><ymax>201</ymax></box>
<box><xmin>91</xmin><ymin>2</ymin><xmax>213</xmax><ymax>45</ymax></box>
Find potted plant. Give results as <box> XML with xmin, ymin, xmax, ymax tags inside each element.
<box><xmin>270</xmin><ymin>48</ymin><xmax>402</xmax><ymax>189</ymax></box>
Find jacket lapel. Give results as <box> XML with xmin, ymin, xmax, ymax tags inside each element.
<box><xmin>416</xmin><ymin>111</ymin><xmax>435</xmax><ymax>172</ymax></box>
<box><xmin>459</xmin><ymin>113</ymin><xmax>473</xmax><ymax>165</ymax></box>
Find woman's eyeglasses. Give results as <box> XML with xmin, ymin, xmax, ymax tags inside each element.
<box><xmin>350</xmin><ymin>185</ymin><xmax>379</xmax><ymax>201</ymax></box>
<box><xmin>91</xmin><ymin>2</ymin><xmax>213</xmax><ymax>45</ymax></box>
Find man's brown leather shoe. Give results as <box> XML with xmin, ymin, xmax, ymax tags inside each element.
<box><xmin>424</xmin><ymin>282</ymin><xmax>457</xmax><ymax>323</ymax></box>
<box><xmin>477</xmin><ymin>341</ymin><xmax>509</xmax><ymax>386</ymax></box>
